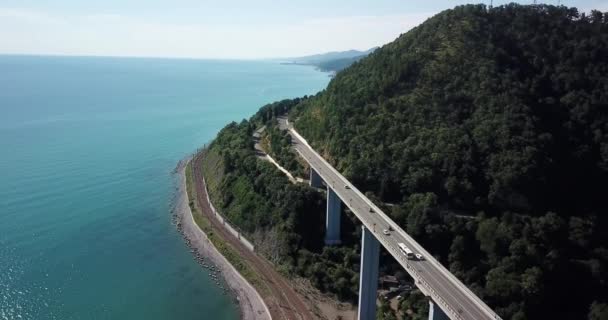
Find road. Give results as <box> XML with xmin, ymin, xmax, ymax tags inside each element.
<box><xmin>278</xmin><ymin>118</ymin><xmax>501</xmax><ymax>320</ymax></box>
<box><xmin>252</xmin><ymin>126</ymin><xmax>298</xmax><ymax>183</ymax></box>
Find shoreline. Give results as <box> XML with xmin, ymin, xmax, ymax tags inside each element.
<box><xmin>173</xmin><ymin>157</ymin><xmax>271</xmax><ymax>320</ymax></box>
<box><xmin>176</xmin><ymin>152</ymin><xmax>356</xmax><ymax>320</ymax></box>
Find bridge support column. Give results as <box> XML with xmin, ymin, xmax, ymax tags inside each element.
<box><xmin>310</xmin><ymin>168</ymin><xmax>323</xmax><ymax>188</ymax></box>
<box><xmin>429</xmin><ymin>300</ymin><xmax>449</xmax><ymax>320</ymax></box>
<box><xmin>325</xmin><ymin>188</ymin><xmax>341</xmax><ymax>245</ymax></box>
<box><xmin>357</xmin><ymin>226</ymin><xmax>380</xmax><ymax>320</ymax></box>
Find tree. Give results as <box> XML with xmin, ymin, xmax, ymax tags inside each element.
<box><xmin>403</xmin><ymin>193</ymin><xmax>438</xmax><ymax>238</ymax></box>
<box><xmin>589</xmin><ymin>302</ymin><xmax>608</xmax><ymax>320</ymax></box>
<box><xmin>521</xmin><ymin>267</ymin><xmax>543</xmax><ymax>298</ymax></box>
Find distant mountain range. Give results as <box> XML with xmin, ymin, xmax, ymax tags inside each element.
<box><xmin>281</xmin><ymin>47</ymin><xmax>378</xmax><ymax>73</ymax></box>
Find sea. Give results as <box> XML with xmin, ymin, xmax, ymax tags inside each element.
<box><xmin>0</xmin><ymin>55</ymin><xmax>329</xmax><ymax>320</ymax></box>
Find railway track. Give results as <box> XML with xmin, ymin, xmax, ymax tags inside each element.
<box><xmin>191</xmin><ymin>152</ymin><xmax>316</xmax><ymax>320</ymax></box>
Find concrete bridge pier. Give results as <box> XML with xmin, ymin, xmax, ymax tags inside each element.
<box><xmin>310</xmin><ymin>167</ymin><xmax>323</xmax><ymax>188</ymax></box>
<box><xmin>357</xmin><ymin>226</ymin><xmax>380</xmax><ymax>320</ymax></box>
<box><xmin>429</xmin><ymin>300</ymin><xmax>449</xmax><ymax>320</ymax></box>
<box><xmin>325</xmin><ymin>188</ymin><xmax>342</xmax><ymax>245</ymax></box>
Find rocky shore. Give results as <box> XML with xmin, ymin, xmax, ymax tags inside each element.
<box><xmin>172</xmin><ymin>157</ymin><xmax>271</xmax><ymax>320</ymax></box>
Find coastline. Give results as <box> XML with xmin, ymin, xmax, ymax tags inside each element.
<box><xmin>173</xmin><ymin>157</ymin><xmax>271</xmax><ymax>320</ymax></box>
<box><xmin>177</xmin><ymin>151</ymin><xmax>356</xmax><ymax>320</ymax></box>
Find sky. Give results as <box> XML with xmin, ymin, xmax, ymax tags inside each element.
<box><xmin>0</xmin><ymin>0</ymin><xmax>606</xmax><ymax>59</ymax></box>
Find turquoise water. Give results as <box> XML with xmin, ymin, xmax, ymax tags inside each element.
<box><xmin>0</xmin><ymin>55</ymin><xmax>329</xmax><ymax>320</ymax></box>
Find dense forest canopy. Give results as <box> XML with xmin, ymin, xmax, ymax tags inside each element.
<box><xmin>203</xmin><ymin>4</ymin><xmax>608</xmax><ymax>320</ymax></box>
<box><xmin>201</xmin><ymin>120</ymin><xmax>363</xmax><ymax>302</ymax></box>
<box><xmin>292</xmin><ymin>4</ymin><xmax>608</xmax><ymax>215</ymax></box>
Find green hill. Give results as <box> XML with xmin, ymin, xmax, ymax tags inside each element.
<box><xmin>290</xmin><ymin>4</ymin><xmax>608</xmax><ymax>319</ymax></box>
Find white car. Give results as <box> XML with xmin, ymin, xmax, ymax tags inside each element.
<box><xmin>382</xmin><ymin>229</ymin><xmax>390</xmax><ymax>235</ymax></box>
<box><xmin>415</xmin><ymin>253</ymin><xmax>424</xmax><ymax>260</ymax></box>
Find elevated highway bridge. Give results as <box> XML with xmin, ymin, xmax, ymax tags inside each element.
<box><xmin>278</xmin><ymin>117</ymin><xmax>501</xmax><ymax>320</ymax></box>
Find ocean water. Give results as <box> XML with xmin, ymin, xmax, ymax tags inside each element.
<box><xmin>0</xmin><ymin>55</ymin><xmax>329</xmax><ymax>320</ymax></box>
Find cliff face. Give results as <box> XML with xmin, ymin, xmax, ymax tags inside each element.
<box><xmin>288</xmin><ymin>4</ymin><xmax>608</xmax><ymax>319</ymax></box>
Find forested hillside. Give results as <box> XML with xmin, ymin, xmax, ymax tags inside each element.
<box><xmin>289</xmin><ymin>4</ymin><xmax>608</xmax><ymax>320</ymax></box>
<box><xmin>200</xmin><ymin>108</ymin><xmax>363</xmax><ymax>303</ymax></box>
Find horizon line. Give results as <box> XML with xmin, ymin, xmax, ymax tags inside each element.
<box><xmin>0</xmin><ymin>47</ymin><xmax>378</xmax><ymax>62</ymax></box>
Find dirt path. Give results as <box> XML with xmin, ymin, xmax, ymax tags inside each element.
<box><xmin>191</xmin><ymin>152</ymin><xmax>318</xmax><ymax>320</ymax></box>
<box><xmin>253</xmin><ymin>126</ymin><xmax>307</xmax><ymax>184</ymax></box>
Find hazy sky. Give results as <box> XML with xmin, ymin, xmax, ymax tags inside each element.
<box><xmin>0</xmin><ymin>0</ymin><xmax>606</xmax><ymax>59</ymax></box>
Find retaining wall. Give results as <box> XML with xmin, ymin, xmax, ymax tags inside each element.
<box><xmin>203</xmin><ymin>176</ymin><xmax>256</xmax><ymax>252</ymax></box>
